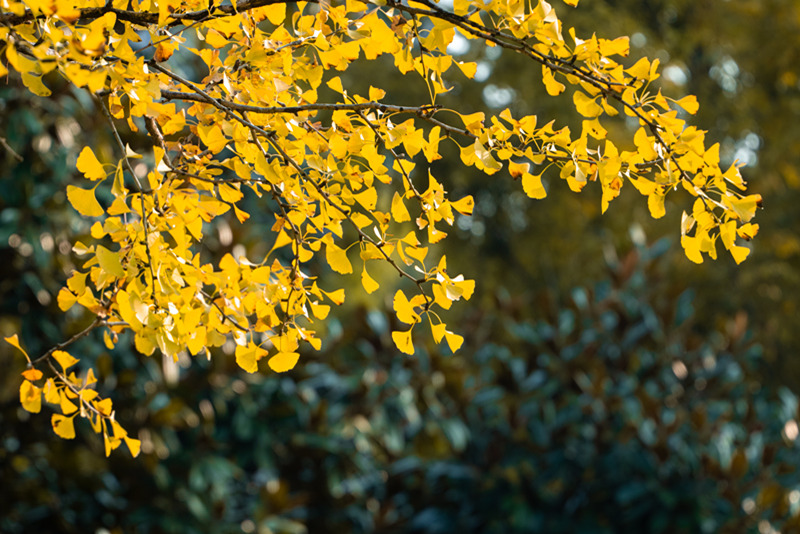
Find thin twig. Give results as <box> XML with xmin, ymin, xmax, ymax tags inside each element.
<box><xmin>0</xmin><ymin>136</ymin><xmax>23</xmax><ymax>162</ymax></box>
<box><xmin>31</xmin><ymin>317</ymin><xmax>104</xmax><ymax>366</ymax></box>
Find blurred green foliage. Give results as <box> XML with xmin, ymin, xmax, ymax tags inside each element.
<box><xmin>4</xmin><ymin>0</ymin><xmax>800</xmax><ymax>532</ymax></box>
<box><xmin>4</xmin><ymin>242</ymin><xmax>800</xmax><ymax>533</ymax></box>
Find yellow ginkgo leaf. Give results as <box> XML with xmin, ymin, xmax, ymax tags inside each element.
<box><xmin>21</xmin><ymin>368</ymin><xmax>43</xmax><ymax>381</ymax></box>
<box><xmin>21</xmin><ymin>72</ymin><xmax>52</xmax><ymax>97</ymax></box>
<box><xmin>59</xmin><ymin>389</ymin><xmax>79</xmax><ymax>415</ymax></box>
<box><xmin>647</xmin><ymin>191</ymin><xmax>666</xmax><ymax>219</ymax></box>
<box><xmin>43</xmin><ymin>379</ymin><xmax>60</xmax><ymax>404</ymax></box>
<box><xmin>95</xmin><ymin>398</ymin><xmax>113</xmax><ymax>416</ymax></box>
<box><xmin>673</xmin><ymin>94</ymin><xmax>699</xmax><ymax>115</ymax></box>
<box><xmin>66</xmin><ymin>185</ymin><xmax>104</xmax><ymax>217</ymax></box>
<box><xmin>444</xmin><ymin>330</ymin><xmax>464</xmax><ymax>352</ymax></box>
<box><xmin>681</xmin><ymin>235</ymin><xmax>704</xmax><ymax>264</ymax></box>
<box><xmin>96</xmin><ymin>245</ymin><xmax>125</xmax><ymax>278</ymax></box>
<box><xmin>431</xmin><ymin>322</ymin><xmax>446</xmax><ymax>343</ymax></box>
<box><xmin>393</xmin><ymin>290</ymin><xmax>420</xmax><ymax>324</ymax></box>
<box><xmin>5</xmin><ymin>334</ymin><xmax>29</xmax><ymax>359</ymax></box>
<box><xmin>450</xmin><ymin>195</ymin><xmax>475</xmax><ymax>215</ymax></box>
<box><xmin>52</xmin><ymin>414</ymin><xmax>76</xmax><ymax>439</ymax></box>
<box><xmin>77</xmin><ymin>146</ymin><xmax>107</xmax><ymax>181</ymax></box>
<box><xmin>124</xmin><ymin>436</ymin><xmax>142</xmax><ymax>458</ymax></box>
<box><xmin>325</xmin><ymin>239</ymin><xmax>353</xmax><ymax>274</ymax></box>
<box><xmin>52</xmin><ymin>350</ymin><xmax>79</xmax><ymax>371</ymax></box>
<box><xmin>522</xmin><ymin>173</ymin><xmax>547</xmax><ymax>199</ymax></box>
<box><xmin>730</xmin><ymin>245</ymin><xmax>750</xmax><ymax>265</ymax></box>
<box><xmin>235</xmin><ymin>342</ymin><xmax>262</xmax><ymax>373</ymax></box>
<box><xmin>268</xmin><ymin>352</ymin><xmax>300</xmax><ymax>373</ymax></box>
<box><xmin>104</xmin><ymin>433</ymin><xmax>122</xmax><ymax>457</ymax></box>
<box><xmin>392</xmin><ymin>329</ymin><xmax>415</xmax><ymax>355</ymax></box>
<box><xmin>20</xmin><ymin>380</ymin><xmax>42</xmax><ymax>413</ymax></box>
<box><xmin>361</xmin><ymin>268</ymin><xmax>380</xmax><ymax>294</ymax></box>
<box><xmin>573</xmin><ymin>91</ymin><xmax>602</xmax><ymax>118</ymax></box>
<box><xmin>310</xmin><ymin>301</ymin><xmax>331</xmax><ymax>319</ymax></box>
<box><xmin>391</xmin><ymin>191</ymin><xmax>411</xmax><ymax>222</ymax></box>
<box><xmin>542</xmin><ymin>66</ymin><xmax>565</xmax><ymax>96</ymax></box>
<box><xmin>323</xmin><ymin>288</ymin><xmax>346</xmax><ymax>305</ymax></box>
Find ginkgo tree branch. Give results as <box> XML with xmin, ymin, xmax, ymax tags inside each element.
<box><xmin>160</xmin><ymin>91</ymin><xmax>441</xmax><ymax>117</ymax></box>
<box><xmin>0</xmin><ymin>0</ymin><xmax>313</xmax><ymax>26</ymax></box>
<box><xmin>149</xmin><ymin>62</ymin><xmax>278</xmax><ymax>141</ymax></box>
<box><xmin>4</xmin><ymin>0</ymin><xmax>759</xmax><ymax>453</ymax></box>
<box><xmin>30</xmin><ymin>317</ymin><xmax>105</xmax><ymax>367</ymax></box>
<box><xmin>404</xmin><ymin>0</ymin><xmax>740</xmax><ymax>219</ymax></box>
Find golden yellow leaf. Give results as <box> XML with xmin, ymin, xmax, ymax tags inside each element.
<box><xmin>456</xmin><ymin>61</ymin><xmax>477</xmax><ymax>79</ymax></box>
<box><xmin>737</xmin><ymin>223</ymin><xmax>759</xmax><ymax>240</ymax></box>
<box><xmin>542</xmin><ymin>66</ymin><xmax>565</xmax><ymax>96</ymax></box>
<box><xmin>522</xmin><ymin>173</ymin><xmax>547</xmax><ymax>199</ymax></box>
<box><xmin>393</xmin><ymin>290</ymin><xmax>420</xmax><ymax>324</ymax></box>
<box><xmin>573</xmin><ymin>91</ymin><xmax>602</xmax><ymax>117</ymax></box>
<box><xmin>197</xmin><ymin>123</ymin><xmax>228</xmax><ymax>153</ymax></box>
<box><xmin>391</xmin><ymin>191</ymin><xmax>411</xmax><ymax>222</ymax></box>
<box><xmin>392</xmin><ymin>329</ymin><xmax>415</xmax><ymax>355</ymax></box>
<box><xmin>52</xmin><ymin>350</ymin><xmax>79</xmax><ymax>371</ymax></box>
<box><xmin>730</xmin><ymin>245</ymin><xmax>750</xmax><ymax>264</ymax></box>
<box><xmin>52</xmin><ymin>414</ymin><xmax>76</xmax><ymax>439</ymax></box>
<box><xmin>235</xmin><ymin>342</ymin><xmax>263</xmax><ymax>373</ymax></box>
<box><xmin>327</xmin><ymin>76</ymin><xmax>344</xmax><ymax>93</ymax></box>
<box><xmin>433</xmin><ymin>283</ymin><xmax>453</xmax><ymax>310</ymax></box>
<box><xmin>59</xmin><ymin>389</ymin><xmax>78</xmax><ymax>415</ymax></box>
<box><xmin>310</xmin><ymin>301</ymin><xmax>330</xmax><ymax>319</ymax></box>
<box><xmin>77</xmin><ymin>147</ymin><xmax>106</xmax><ymax>181</ymax></box>
<box><xmin>21</xmin><ymin>368</ymin><xmax>43</xmax><ymax>381</ymax></box>
<box><xmin>361</xmin><ymin>268</ymin><xmax>380</xmax><ymax>294</ymax></box>
<box><xmin>66</xmin><ymin>185</ymin><xmax>104</xmax><ymax>217</ymax></box>
<box><xmin>124</xmin><ymin>436</ymin><xmax>142</xmax><ymax>458</ymax></box>
<box><xmin>96</xmin><ymin>245</ymin><xmax>125</xmax><ymax>278</ymax></box>
<box><xmin>21</xmin><ymin>72</ymin><xmax>52</xmax><ymax>97</ymax></box>
<box><xmin>268</xmin><ymin>352</ymin><xmax>300</xmax><ymax>373</ymax></box>
<box><xmin>355</xmin><ymin>187</ymin><xmax>378</xmax><ymax>210</ymax></box>
<box><xmin>20</xmin><ymin>380</ymin><xmax>42</xmax><ymax>413</ymax></box>
<box><xmin>5</xmin><ymin>334</ymin><xmax>29</xmax><ymax>359</ymax></box>
<box><xmin>681</xmin><ymin>235</ymin><xmax>704</xmax><ymax>264</ymax></box>
<box><xmin>450</xmin><ymin>195</ymin><xmax>474</xmax><ymax>216</ymax></box>
<box><xmin>647</xmin><ymin>192</ymin><xmax>666</xmax><ymax>219</ymax></box>
<box><xmin>80</xmin><ymin>389</ymin><xmax>99</xmax><ymax>403</ymax></box>
<box><xmin>95</xmin><ymin>398</ymin><xmax>113</xmax><ymax>416</ymax></box>
<box><xmin>444</xmin><ymin>330</ymin><xmax>464</xmax><ymax>352</ymax></box>
<box><xmin>673</xmin><ymin>95</ymin><xmax>699</xmax><ymax>115</ymax></box>
<box><xmin>325</xmin><ymin>239</ymin><xmax>353</xmax><ymax>274</ymax></box>
<box><xmin>582</xmin><ymin>118</ymin><xmax>607</xmax><ymax>140</ymax></box>
<box><xmin>85</xmin><ymin>368</ymin><xmax>97</xmax><ymax>386</ymax></box>
<box><xmin>104</xmin><ymin>433</ymin><xmax>122</xmax><ymax>457</ymax></box>
<box><xmin>430</xmin><ymin>322</ymin><xmax>446</xmax><ymax>344</ymax></box>
<box><xmin>43</xmin><ymin>379</ymin><xmax>60</xmax><ymax>404</ymax></box>
<box><xmin>726</xmin><ymin>194</ymin><xmax>762</xmax><ymax>222</ymax></box>
<box><xmin>323</xmin><ymin>288</ymin><xmax>346</xmax><ymax>305</ymax></box>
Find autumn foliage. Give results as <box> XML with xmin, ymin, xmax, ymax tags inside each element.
<box><xmin>2</xmin><ymin>0</ymin><xmax>760</xmax><ymax>454</ymax></box>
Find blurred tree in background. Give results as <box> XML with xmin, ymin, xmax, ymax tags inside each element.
<box><xmin>3</xmin><ymin>0</ymin><xmax>800</xmax><ymax>533</ymax></box>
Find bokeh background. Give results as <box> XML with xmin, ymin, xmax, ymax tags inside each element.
<box><xmin>3</xmin><ymin>0</ymin><xmax>800</xmax><ymax>532</ymax></box>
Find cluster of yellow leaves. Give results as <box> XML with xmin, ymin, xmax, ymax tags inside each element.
<box><xmin>6</xmin><ymin>335</ymin><xmax>141</xmax><ymax>456</ymax></box>
<box><xmin>1</xmin><ymin>0</ymin><xmax>759</xmax><ymax>450</ymax></box>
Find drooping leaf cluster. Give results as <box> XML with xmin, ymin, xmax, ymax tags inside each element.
<box><xmin>1</xmin><ymin>0</ymin><xmax>759</xmax><ymax>451</ymax></box>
